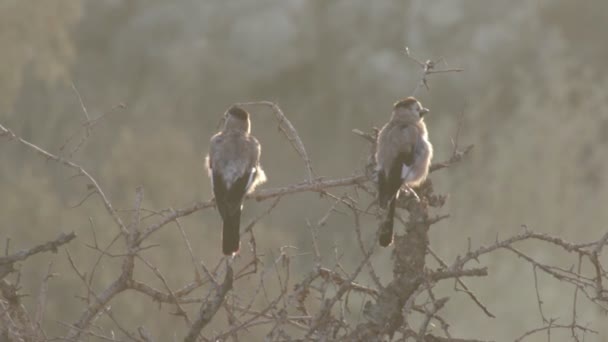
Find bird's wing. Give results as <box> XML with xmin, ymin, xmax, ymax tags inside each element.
<box><xmin>379</xmin><ymin>148</ymin><xmax>413</xmax><ymax>208</ymax></box>
<box><xmin>399</xmin><ymin>125</ymin><xmax>420</xmax><ymax>181</ymax></box>
<box><xmin>377</xmin><ymin>124</ymin><xmax>417</xmax><ymax>207</ymax></box>
<box><xmin>213</xmin><ymin>169</ymin><xmax>251</xmax><ymax>217</ymax></box>
<box><xmin>207</xmin><ymin>133</ymin><xmax>227</xmax><ymax>171</ymax></box>
<box><xmin>400</xmin><ymin>125</ymin><xmax>419</xmax><ymax>166</ymax></box>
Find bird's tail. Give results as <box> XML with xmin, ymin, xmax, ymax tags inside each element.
<box><xmin>378</xmin><ymin>197</ymin><xmax>396</xmax><ymax>247</ymax></box>
<box><xmin>222</xmin><ymin>208</ymin><xmax>241</xmax><ymax>256</ymax></box>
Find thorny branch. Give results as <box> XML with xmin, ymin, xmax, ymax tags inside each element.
<box><xmin>2</xmin><ymin>50</ymin><xmax>607</xmax><ymax>342</ymax></box>
<box><xmin>184</xmin><ymin>265</ymin><xmax>234</xmax><ymax>342</ymax></box>
<box><xmin>0</xmin><ymin>232</ymin><xmax>76</xmax><ymax>267</ymax></box>
<box><xmin>238</xmin><ymin>100</ymin><xmax>315</xmax><ymax>183</ymax></box>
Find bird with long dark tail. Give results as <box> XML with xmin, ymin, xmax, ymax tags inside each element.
<box><xmin>375</xmin><ymin>97</ymin><xmax>433</xmax><ymax>247</ymax></box>
<box><xmin>206</xmin><ymin>106</ymin><xmax>266</xmax><ymax>255</ymax></box>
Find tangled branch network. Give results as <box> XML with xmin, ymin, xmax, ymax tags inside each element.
<box><xmin>1</xmin><ymin>49</ymin><xmax>606</xmax><ymax>342</ymax></box>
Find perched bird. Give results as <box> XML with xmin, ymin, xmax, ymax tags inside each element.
<box><xmin>375</xmin><ymin>97</ymin><xmax>433</xmax><ymax>247</ymax></box>
<box><xmin>206</xmin><ymin>106</ymin><xmax>266</xmax><ymax>255</ymax></box>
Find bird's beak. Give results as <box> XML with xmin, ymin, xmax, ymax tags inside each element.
<box><xmin>420</xmin><ymin>108</ymin><xmax>430</xmax><ymax>117</ymax></box>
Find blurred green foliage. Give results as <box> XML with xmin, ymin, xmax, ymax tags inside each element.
<box><xmin>1</xmin><ymin>0</ymin><xmax>608</xmax><ymax>340</ymax></box>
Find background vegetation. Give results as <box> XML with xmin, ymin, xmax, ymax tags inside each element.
<box><xmin>2</xmin><ymin>0</ymin><xmax>608</xmax><ymax>341</ymax></box>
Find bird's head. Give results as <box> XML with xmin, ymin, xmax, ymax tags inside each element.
<box><xmin>392</xmin><ymin>97</ymin><xmax>429</xmax><ymax>123</ymax></box>
<box><xmin>224</xmin><ymin>105</ymin><xmax>251</xmax><ymax>133</ymax></box>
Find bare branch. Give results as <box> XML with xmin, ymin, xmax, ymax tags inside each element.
<box><xmin>0</xmin><ymin>123</ymin><xmax>128</xmax><ymax>235</ymax></box>
<box><xmin>184</xmin><ymin>265</ymin><xmax>234</xmax><ymax>342</ymax></box>
<box><xmin>238</xmin><ymin>101</ymin><xmax>315</xmax><ymax>182</ymax></box>
<box><xmin>0</xmin><ymin>232</ymin><xmax>76</xmax><ymax>266</ymax></box>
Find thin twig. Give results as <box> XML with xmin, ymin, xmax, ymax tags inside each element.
<box><xmin>238</xmin><ymin>101</ymin><xmax>315</xmax><ymax>182</ymax></box>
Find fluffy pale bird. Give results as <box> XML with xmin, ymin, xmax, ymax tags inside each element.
<box><xmin>206</xmin><ymin>106</ymin><xmax>266</xmax><ymax>255</ymax></box>
<box><xmin>375</xmin><ymin>97</ymin><xmax>433</xmax><ymax>247</ymax></box>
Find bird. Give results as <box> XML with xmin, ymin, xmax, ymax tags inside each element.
<box><xmin>375</xmin><ymin>97</ymin><xmax>433</xmax><ymax>247</ymax></box>
<box><xmin>206</xmin><ymin>106</ymin><xmax>266</xmax><ymax>256</ymax></box>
